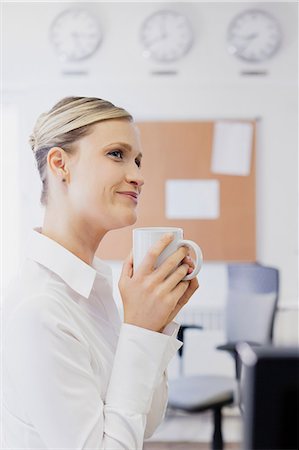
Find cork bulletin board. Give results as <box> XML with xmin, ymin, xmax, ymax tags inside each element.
<box><xmin>96</xmin><ymin>121</ymin><xmax>256</xmax><ymax>262</ymax></box>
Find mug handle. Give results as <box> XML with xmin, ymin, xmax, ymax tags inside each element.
<box><xmin>177</xmin><ymin>239</ymin><xmax>203</xmax><ymax>281</ymax></box>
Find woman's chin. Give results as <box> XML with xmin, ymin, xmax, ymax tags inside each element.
<box><xmin>112</xmin><ymin>211</ymin><xmax>138</xmax><ymax>230</ymax></box>
<box><xmin>123</xmin><ymin>213</ymin><xmax>138</xmax><ymax>227</ymax></box>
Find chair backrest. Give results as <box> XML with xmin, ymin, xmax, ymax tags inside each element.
<box><xmin>239</xmin><ymin>345</ymin><xmax>298</xmax><ymax>450</ymax></box>
<box><xmin>225</xmin><ymin>263</ymin><xmax>279</xmax><ymax>345</ymax></box>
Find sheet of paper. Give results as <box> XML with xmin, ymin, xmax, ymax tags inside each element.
<box><xmin>211</xmin><ymin>121</ymin><xmax>253</xmax><ymax>176</ymax></box>
<box><xmin>165</xmin><ymin>179</ymin><xmax>220</xmax><ymax>219</ymax></box>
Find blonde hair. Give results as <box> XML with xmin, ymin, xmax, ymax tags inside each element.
<box><xmin>29</xmin><ymin>96</ymin><xmax>133</xmax><ymax>206</ymax></box>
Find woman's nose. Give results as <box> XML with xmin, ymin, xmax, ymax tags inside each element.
<box><xmin>126</xmin><ymin>169</ymin><xmax>144</xmax><ymax>188</ymax></box>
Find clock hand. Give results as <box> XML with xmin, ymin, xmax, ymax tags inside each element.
<box><xmin>235</xmin><ymin>32</ymin><xmax>259</xmax><ymax>52</ymax></box>
<box><xmin>147</xmin><ymin>32</ymin><xmax>168</xmax><ymax>45</ymax></box>
<box><xmin>243</xmin><ymin>32</ymin><xmax>258</xmax><ymax>40</ymax></box>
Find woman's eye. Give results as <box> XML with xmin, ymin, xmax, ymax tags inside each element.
<box><xmin>108</xmin><ymin>150</ymin><xmax>123</xmax><ymax>159</ymax></box>
<box><xmin>108</xmin><ymin>149</ymin><xmax>141</xmax><ymax>168</ymax></box>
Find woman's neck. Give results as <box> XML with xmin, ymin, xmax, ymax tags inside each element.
<box><xmin>42</xmin><ymin>208</ymin><xmax>105</xmax><ymax>266</ymax></box>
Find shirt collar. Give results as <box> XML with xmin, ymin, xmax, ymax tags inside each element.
<box><xmin>25</xmin><ymin>228</ymin><xmax>105</xmax><ymax>299</ymax></box>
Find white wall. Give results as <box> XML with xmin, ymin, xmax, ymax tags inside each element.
<box><xmin>2</xmin><ymin>2</ymin><xmax>298</xmax><ymax>317</ymax></box>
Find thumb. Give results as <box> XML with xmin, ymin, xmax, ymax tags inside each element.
<box><xmin>121</xmin><ymin>250</ymin><xmax>133</xmax><ymax>278</ymax></box>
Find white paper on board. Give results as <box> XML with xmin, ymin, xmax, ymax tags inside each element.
<box><xmin>211</xmin><ymin>121</ymin><xmax>253</xmax><ymax>176</ymax></box>
<box><xmin>165</xmin><ymin>179</ymin><xmax>220</xmax><ymax>219</ymax></box>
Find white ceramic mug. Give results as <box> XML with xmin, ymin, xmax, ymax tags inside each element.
<box><xmin>133</xmin><ymin>227</ymin><xmax>203</xmax><ymax>281</ymax></box>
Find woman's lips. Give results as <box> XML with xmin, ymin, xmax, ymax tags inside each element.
<box><xmin>117</xmin><ymin>191</ymin><xmax>139</xmax><ymax>204</ymax></box>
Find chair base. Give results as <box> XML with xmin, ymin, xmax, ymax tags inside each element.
<box><xmin>213</xmin><ymin>407</ymin><xmax>223</xmax><ymax>450</ymax></box>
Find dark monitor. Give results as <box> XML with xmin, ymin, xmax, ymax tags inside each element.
<box><xmin>238</xmin><ymin>345</ymin><xmax>299</xmax><ymax>450</ymax></box>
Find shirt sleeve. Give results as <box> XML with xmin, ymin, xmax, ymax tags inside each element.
<box><xmin>143</xmin><ymin>321</ymin><xmax>181</xmax><ymax>439</ymax></box>
<box><xmin>4</xmin><ymin>296</ymin><xmax>182</xmax><ymax>450</ymax></box>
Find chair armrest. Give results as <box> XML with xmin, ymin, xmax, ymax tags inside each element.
<box><xmin>217</xmin><ymin>341</ymin><xmax>263</xmax><ymax>380</ymax></box>
<box><xmin>216</xmin><ymin>342</ymin><xmax>237</xmax><ymax>353</ymax></box>
<box><xmin>217</xmin><ymin>341</ymin><xmax>262</xmax><ymax>352</ymax></box>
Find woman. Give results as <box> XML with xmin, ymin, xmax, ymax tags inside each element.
<box><xmin>3</xmin><ymin>96</ymin><xmax>199</xmax><ymax>449</ymax></box>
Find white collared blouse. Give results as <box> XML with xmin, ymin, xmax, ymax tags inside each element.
<box><xmin>3</xmin><ymin>228</ymin><xmax>182</xmax><ymax>450</ymax></box>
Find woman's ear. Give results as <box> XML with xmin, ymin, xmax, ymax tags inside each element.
<box><xmin>47</xmin><ymin>147</ymin><xmax>69</xmax><ymax>182</ymax></box>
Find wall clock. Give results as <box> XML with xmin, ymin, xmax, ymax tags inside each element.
<box><xmin>227</xmin><ymin>9</ymin><xmax>282</xmax><ymax>63</ymax></box>
<box><xmin>49</xmin><ymin>8</ymin><xmax>102</xmax><ymax>62</ymax></box>
<box><xmin>140</xmin><ymin>10</ymin><xmax>194</xmax><ymax>63</ymax></box>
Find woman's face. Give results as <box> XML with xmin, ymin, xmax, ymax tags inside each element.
<box><xmin>66</xmin><ymin>119</ymin><xmax>144</xmax><ymax>232</ymax></box>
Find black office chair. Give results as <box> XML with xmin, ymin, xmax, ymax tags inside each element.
<box><xmin>167</xmin><ymin>263</ymin><xmax>279</xmax><ymax>450</ymax></box>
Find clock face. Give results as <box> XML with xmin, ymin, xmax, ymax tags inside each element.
<box><xmin>50</xmin><ymin>8</ymin><xmax>102</xmax><ymax>62</ymax></box>
<box><xmin>140</xmin><ymin>10</ymin><xmax>194</xmax><ymax>63</ymax></box>
<box><xmin>227</xmin><ymin>9</ymin><xmax>282</xmax><ymax>63</ymax></box>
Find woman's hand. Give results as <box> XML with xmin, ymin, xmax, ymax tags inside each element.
<box><xmin>157</xmin><ymin>256</ymin><xmax>199</xmax><ymax>332</ymax></box>
<box><xmin>119</xmin><ymin>234</ymin><xmax>199</xmax><ymax>333</ymax></box>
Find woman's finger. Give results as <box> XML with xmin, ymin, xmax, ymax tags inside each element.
<box><xmin>155</xmin><ymin>246</ymin><xmax>189</xmax><ymax>281</ymax></box>
<box><xmin>165</xmin><ymin>277</ymin><xmax>199</xmax><ymax>323</ymax></box>
<box><xmin>136</xmin><ymin>233</ymin><xmax>174</xmax><ymax>274</ymax></box>
<box><xmin>182</xmin><ymin>255</ymin><xmax>195</xmax><ymax>273</ymax></box>
<box><xmin>120</xmin><ymin>250</ymin><xmax>133</xmax><ymax>278</ymax></box>
<box><xmin>162</xmin><ymin>263</ymin><xmax>189</xmax><ymax>292</ymax></box>
<box><xmin>168</xmin><ymin>280</ymin><xmax>190</xmax><ymax>307</ymax></box>
<box><xmin>177</xmin><ymin>277</ymin><xmax>199</xmax><ymax>307</ymax></box>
